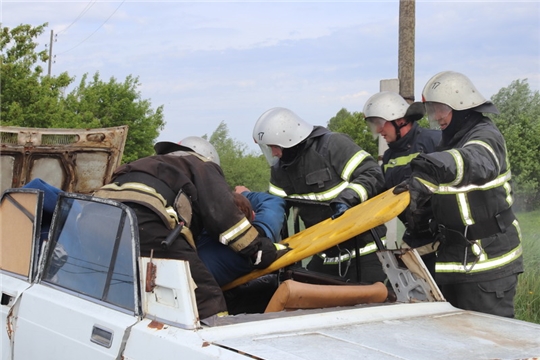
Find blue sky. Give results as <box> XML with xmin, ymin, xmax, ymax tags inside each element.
<box><xmin>2</xmin><ymin>1</ymin><xmax>539</xmax><ymax>152</ymax></box>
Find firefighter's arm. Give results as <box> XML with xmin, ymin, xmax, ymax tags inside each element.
<box><xmin>327</xmin><ymin>133</ymin><xmax>385</xmax><ymax>206</ymax></box>
<box><xmin>219</xmin><ymin>224</ymin><xmax>288</xmax><ymax>269</ymax></box>
<box><xmin>391</xmin><ymin>153</ymin><xmax>443</xmax><ymax>231</ymax></box>
<box><xmin>459</xmin><ymin>136</ymin><xmax>506</xmax><ymax>185</ymax></box>
<box><xmin>197</xmin><ymin>164</ymin><xmax>289</xmax><ymax>268</ymax></box>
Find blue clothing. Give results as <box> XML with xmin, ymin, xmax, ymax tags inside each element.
<box><xmin>242</xmin><ymin>191</ymin><xmax>285</xmax><ymax>242</ymax></box>
<box><xmin>197</xmin><ymin>192</ymin><xmax>285</xmax><ymax>286</ymax></box>
<box><xmin>23</xmin><ymin>178</ymin><xmax>62</xmax><ymax>219</ymax></box>
<box><xmin>197</xmin><ymin>235</ymin><xmax>250</xmax><ymax>287</ymax></box>
<box><xmin>23</xmin><ymin>178</ymin><xmax>62</xmax><ymax>242</ymax></box>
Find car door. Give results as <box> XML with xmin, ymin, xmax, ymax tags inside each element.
<box><xmin>11</xmin><ymin>193</ymin><xmax>141</xmax><ymax>360</ymax></box>
<box><xmin>0</xmin><ymin>189</ymin><xmax>44</xmax><ymax>360</ymax></box>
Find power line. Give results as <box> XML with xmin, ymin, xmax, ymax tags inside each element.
<box><xmin>56</xmin><ymin>0</ymin><xmax>126</xmax><ymax>56</ymax></box>
<box><xmin>57</xmin><ymin>0</ymin><xmax>98</xmax><ymax>36</ymax></box>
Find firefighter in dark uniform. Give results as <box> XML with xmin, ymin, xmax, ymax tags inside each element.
<box><xmin>363</xmin><ymin>91</ymin><xmax>441</xmax><ymax>276</ymax></box>
<box><xmin>252</xmin><ymin>107</ymin><xmax>387</xmax><ymax>284</ymax></box>
<box><xmin>94</xmin><ymin>136</ymin><xmax>285</xmax><ymax>320</ymax></box>
<box><xmin>394</xmin><ymin>71</ymin><xmax>524</xmax><ymax>317</ymax></box>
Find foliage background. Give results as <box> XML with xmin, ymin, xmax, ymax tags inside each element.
<box><xmin>514</xmin><ymin>209</ymin><xmax>540</xmax><ymax>324</ymax></box>
<box><xmin>1</xmin><ymin>23</ymin><xmax>165</xmax><ymax>163</ymax></box>
<box><xmin>491</xmin><ymin>80</ymin><xmax>540</xmax><ymax>211</ymax></box>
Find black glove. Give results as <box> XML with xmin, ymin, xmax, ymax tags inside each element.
<box><xmin>275</xmin><ymin>243</ymin><xmax>291</xmax><ymax>259</ymax></box>
<box><xmin>247</xmin><ymin>237</ymin><xmax>291</xmax><ymax>269</ymax></box>
<box><xmin>402</xmin><ymin>205</ymin><xmax>434</xmax><ymax>235</ymax></box>
<box><xmin>393</xmin><ymin>175</ymin><xmax>435</xmax><ymax>231</ymax></box>
<box><xmin>393</xmin><ymin>181</ymin><xmax>409</xmax><ymax>195</ymax></box>
<box><xmin>330</xmin><ymin>202</ymin><xmax>350</xmax><ymax>220</ymax></box>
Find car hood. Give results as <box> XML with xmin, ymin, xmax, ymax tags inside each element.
<box><xmin>1</xmin><ymin>125</ymin><xmax>127</xmax><ymax>194</ymax></box>
<box><xmin>202</xmin><ymin>302</ymin><xmax>540</xmax><ymax>359</ymax></box>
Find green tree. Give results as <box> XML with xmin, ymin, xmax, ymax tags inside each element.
<box><xmin>208</xmin><ymin>121</ymin><xmax>270</xmax><ymax>192</ymax></box>
<box><xmin>327</xmin><ymin>108</ymin><xmax>378</xmax><ymax>157</ymax></box>
<box><xmin>491</xmin><ymin>79</ymin><xmax>540</xmax><ymax>210</ymax></box>
<box><xmin>1</xmin><ymin>23</ymin><xmax>72</xmax><ymax>127</ymax></box>
<box><xmin>62</xmin><ymin>73</ymin><xmax>165</xmax><ymax>163</ymax></box>
<box><xmin>1</xmin><ymin>23</ymin><xmax>164</xmax><ymax>163</ymax></box>
<box><xmin>327</xmin><ymin>108</ymin><xmax>350</xmax><ymax>132</ymax></box>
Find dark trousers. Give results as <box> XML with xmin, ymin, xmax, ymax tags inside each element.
<box><xmin>306</xmin><ymin>251</ymin><xmax>387</xmax><ymax>284</ymax></box>
<box><xmin>439</xmin><ymin>274</ymin><xmax>519</xmax><ymax>318</ymax></box>
<box><xmin>128</xmin><ymin>203</ymin><xmax>227</xmax><ymax>319</ymax></box>
<box><xmin>224</xmin><ymin>274</ymin><xmax>279</xmax><ymax>315</ymax></box>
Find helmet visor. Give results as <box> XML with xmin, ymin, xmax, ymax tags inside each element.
<box><xmin>366</xmin><ymin>117</ymin><xmax>387</xmax><ymax>139</ymax></box>
<box><xmin>258</xmin><ymin>144</ymin><xmax>279</xmax><ymax>166</ymax></box>
<box><xmin>425</xmin><ymin>102</ymin><xmax>452</xmax><ymax>130</ymax></box>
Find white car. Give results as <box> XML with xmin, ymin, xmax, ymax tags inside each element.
<box><xmin>1</xmin><ymin>125</ymin><xmax>539</xmax><ymax>359</ymax></box>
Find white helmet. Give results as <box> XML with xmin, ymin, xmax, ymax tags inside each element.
<box><xmin>154</xmin><ymin>136</ymin><xmax>220</xmax><ymax>166</ymax></box>
<box><xmin>180</xmin><ymin>136</ymin><xmax>220</xmax><ymax>165</ymax></box>
<box><xmin>364</xmin><ymin>91</ymin><xmax>408</xmax><ymax>121</ymax></box>
<box><xmin>363</xmin><ymin>91</ymin><xmax>425</xmax><ymax>138</ymax></box>
<box><xmin>253</xmin><ymin>107</ymin><xmax>313</xmax><ymax>148</ymax></box>
<box><xmin>422</xmin><ymin>71</ymin><xmax>498</xmax><ymax>114</ymax></box>
<box><xmin>253</xmin><ymin>107</ymin><xmax>314</xmax><ymax>165</ymax></box>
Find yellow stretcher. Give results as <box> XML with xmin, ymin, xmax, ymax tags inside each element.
<box><xmin>222</xmin><ymin>188</ymin><xmax>409</xmax><ymax>290</ymax></box>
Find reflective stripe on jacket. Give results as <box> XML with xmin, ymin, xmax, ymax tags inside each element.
<box><xmin>412</xmin><ymin>115</ymin><xmax>523</xmax><ymax>283</ymax></box>
<box><xmin>381</xmin><ymin>122</ymin><xmax>441</xmax><ymax>239</ymax></box>
<box><xmin>269</xmin><ymin>127</ymin><xmax>384</xmax><ymax>218</ymax></box>
<box><xmin>93</xmin><ymin>182</ymin><xmax>198</xmax><ymax>248</ymax></box>
<box><xmin>99</xmin><ymin>153</ymin><xmax>259</xmax><ymax>255</ymax></box>
<box><xmin>382</xmin><ymin>122</ymin><xmax>441</xmax><ymax>190</ymax></box>
<box><xmin>268</xmin><ymin>126</ymin><xmax>386</xmax><ymax>257</ymax></box>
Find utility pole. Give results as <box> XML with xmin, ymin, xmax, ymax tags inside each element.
<box><xmin>379</xmin><ymin>1</ymin><xmax>416</xmax><ymax>245</ymax></box>
<box><xmin>398</xmin><ymin>0</ymin><xmax>415</xmax><ymax>103</ymax></box>
<box><xmin>48</xmin><ymin>29</ymin><xmax>54</xmax><ymax>76</ymax></box>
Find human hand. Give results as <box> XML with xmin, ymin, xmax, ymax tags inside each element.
<box><xmin>403</xmin><ymin>207</ymin><xmax>433</xmax><ymax>238</ymax></box>
<box><xmin>250</xmin><ymin>238</ymin><xmax>282</xmax><ymax>269</ymax></box>
<box><xmin>235</xmin><ymin>185</ymin><xmax>250</xmax><ymax>194</ymax></box>
<box><xmin>274</xmin><ymin>243</ymin><xmax>291</xmax><ymax>259</ymax></box>
<box><xmin>393</xmin><ymin>181</ymin><xmax>409</xmax><ymax>195</ymax></box>
<box><xmin>408</xmin><ymin>176</ymin><xmax>434</xmax><ymax>213</ymax></box>
<box><xmin>330</xmin><ymin>202</ymin><xmax>350</xmax><ymax>220</ymax></box>
<box><xmin>395</xmin><ymin>176</ymin><xmax>434</xmax><ymax>230</ymax></box>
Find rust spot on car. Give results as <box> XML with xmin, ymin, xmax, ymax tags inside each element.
<box><xmin>202</xmin><ymin>341</ymin><xmax>211</xmax><ymax>347</ymax></box>
<box><xmin>148</xmin><ymin>320</ymin><xmax>164</xmax><ymax>330</ymax></box>
<box><xmin>87</xmin><ymin>132</ymin><xmax>105</xmax><ymax>142</ymax></box>
<box><xmin>6</xmin><ymin>307</ymin><xmax>14</xmax><ymax>340</ymax></box>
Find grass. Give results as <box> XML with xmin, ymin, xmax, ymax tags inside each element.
<box><xmin>515</xmin><ymin>209</ymin><xmax>540</xmax><ymax>324</ymax></box>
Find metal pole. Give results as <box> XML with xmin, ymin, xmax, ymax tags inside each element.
<box><xmin>48</xmin><ymin>29</ymin><xmax>54</xmax><ymax>76</ymax></box>
<box><xmin>398</xmin><ymin>0</ymin><xmax>415</xmax><ymax>103</ymax></box>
